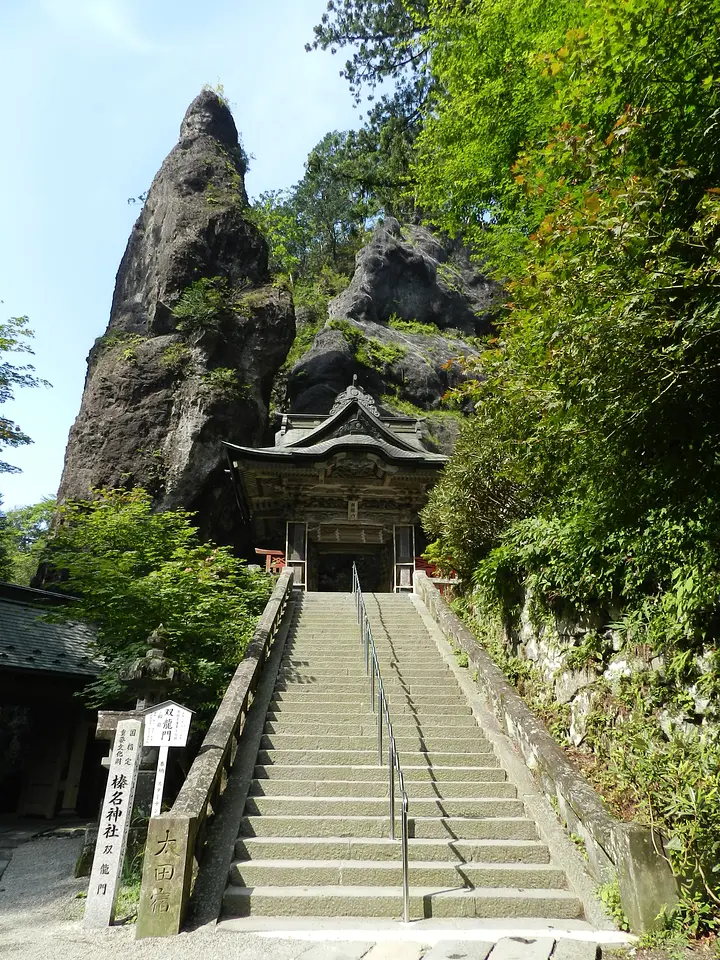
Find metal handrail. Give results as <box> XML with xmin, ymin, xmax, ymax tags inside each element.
<box><xmin>351</xmin><ymin>563</ymin><xmax>410</xmax><ymax>924</ymax></box>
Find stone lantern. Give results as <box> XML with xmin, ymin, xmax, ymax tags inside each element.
<box><xmin>124</xmin><ymin>624</ymin><xmax>176</xmax><ymax>711</ymax></box>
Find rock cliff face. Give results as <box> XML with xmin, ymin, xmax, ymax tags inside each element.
<box><xmin>57</xmin><ymin>90</ymin><xmax>295</xmax><ymax>546</ymax></box>
<box><xmin>288</xmin><ymin>218</ymin><xmax>498</xmax><ymax>452</ymax></box>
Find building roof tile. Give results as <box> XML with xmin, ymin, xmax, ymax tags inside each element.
<box><xmin>0</xmin><ymin>591</ymin><xmax>100</xmax><ymax>678</ymax></box>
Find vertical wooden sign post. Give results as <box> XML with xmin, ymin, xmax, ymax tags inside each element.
<box><xmin>143</xmin><ymin>701</ymin><xmax>193</xmax><ymax>816</ymax></box>
<box><xmin>84</xmin><ymin>718</ymin><xmax>143</xmax><ymax>927</ymax></box>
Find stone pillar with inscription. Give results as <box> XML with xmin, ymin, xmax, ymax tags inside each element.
<box><xmin>83</xmin><ymin>718</ymin><xmax>143</xmax><ymax>927</ymax></box>
<box><xmin>136</xmin><ymin>813</ymin><xmax>196</xmax><ymax>938</ymax></box>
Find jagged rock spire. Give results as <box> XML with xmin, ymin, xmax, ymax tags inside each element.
<box><xmin>56</xmin><ymin>91</ymin><xmax>295</xmax><ymax>551</ymax></box>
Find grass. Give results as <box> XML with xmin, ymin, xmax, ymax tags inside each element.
<box><xmin>114</xmin><ymin>848</ymin><xmax>144</xmax><ymax>923</ymax></box>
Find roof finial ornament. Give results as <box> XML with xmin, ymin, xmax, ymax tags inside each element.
<box><xmin>330</xmin><ymin>377</ymin><xmax>380</xmax><ymax>417</ymax></box>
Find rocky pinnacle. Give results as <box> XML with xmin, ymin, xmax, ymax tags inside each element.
<box><xmin>57</xmin><ymin>90</ymin><xmax>295</xmax><ymax>550</ymax></box>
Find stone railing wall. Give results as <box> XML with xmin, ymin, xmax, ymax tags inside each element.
<box><xmin>135</xmin><ymin>568</ymin><xmax>294</xmax><ymax>938</ymax></box>
<box><xmin>415</xmin><ymin>570</ymin><xmax>678</xmax><ymax>933</ymax></box>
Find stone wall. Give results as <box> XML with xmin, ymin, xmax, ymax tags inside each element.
<box><xmin>415</xmin><ymin>572</ymin><xmax>679</xmax><ymax>933</ymax></box>
<box><xmin>493</xmin><ymin>584</ymin><xmax>712</xmax><ymax>747</ymax></box>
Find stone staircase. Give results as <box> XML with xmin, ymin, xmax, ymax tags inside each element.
<box><xmin>221</xmin><ymin>591</ymin><xmax>584</xmax><ymax>921</ymax></box>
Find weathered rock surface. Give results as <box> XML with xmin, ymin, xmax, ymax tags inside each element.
<box><xmin>330</xmin><ymin>217</ymin><xmax>497</xmax><ymax>334</ymax></box>
<box><xmin>288</xmin><ymin>219</ymin><xmax>498</xmax><ymax>452</ymax></box>
<box><xmin>57</xmin><ymin>90</ymin><xmax>295</xmax><ymax>547</ymax></box>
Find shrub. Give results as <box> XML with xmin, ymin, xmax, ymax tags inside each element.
<box><xmin>171</xmin><ymin>277</ymin><xmax>230</xmax><ymax>334</ymax></box>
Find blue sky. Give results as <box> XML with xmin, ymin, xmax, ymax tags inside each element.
<box><xmin>0</xmin><ymin>0</ymin><xmax>362</xmax><ymax>509</ymax></box>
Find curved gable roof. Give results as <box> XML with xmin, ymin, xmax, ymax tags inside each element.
<box><xmin>284</xmin><ymin>397</ymin><xmax>421</xmax><ymax>453</ymax></box>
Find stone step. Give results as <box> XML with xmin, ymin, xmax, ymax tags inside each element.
<box><xmin>284</xmin><ymin>636</ymin><xmax>434</xmax><ymax>644</ymax></box>
<box><xmin>287</xmin><ymin>626</ymin><xmax>428</xmax><ymax>633</ymax></box>
<box><xmin>271</xmin><ymin>688</ymin><xmax>461</xmax><ymax>702</ymax></box>
<box><xmin>285</xmin><ymin>638</ymin><xmax>435</xmax><ymax>646</ymax></box>
<box><xmin>279</xmin><ymin>662</ymin><xmax>448</xmax><ymax>675</ymax></box>
<box><xmin>249</xmin><ymin>778</ymin><xmax>516</xmax><ymax>800</ymax></box>
<box><xmin>262</xmin><ymin>720</ymin><xmax>481</xmax><ymax>737</ymax></box>
<box><xmin>274</xmin><ymin>678</ymin><xmax>462</xmax><ymax>704</ymax></box>
<box><xmin>222</xmin><ymin>592</ymin><xmax>581</xmax><ymax>926</ymax></box>
<box><xmin>238</xmin><ymin>814</ymin><xmax>540</xmax><ymax>841</ymax></box>
<box><xmin>257</xmin><ymin>749</ymin><xmax>495</xmax><ymax>767</ymax></box>
<box><xmin>285</xmin><ymin>645</ymin><xmax>429</xmax><ymax>654</ymax></box>
<box><xmin>259</xmin><ymin>734</ymin><xmax>494</xmax><ymax>754</ymax></box>
<box><xmin>280</xmin><ymin>666</ymin><xmax>444</xmax><ymax>676</ymax></box>
<box><xmin>234</xmin><ymin>836</ymin><xmax>550</xmax><ymax>864</ymax></box>
<box><xmin>244</xmin><ymin>796</ymin><xmax>525</xmax><ymax>818</ymax></box>
<box><xmin>271</xmin><ymin>696</ymin><xmax>466</xmax><ymax>710</ymax></box>
<box><xmin>277</xmin><ymin>669</ymin><xmax>452</xmax><ymax>696</ymax></box>
<box><xmin>275</xmin><ymin>676</ymin><xmax>456</xmax><ymax>689</ymax></box>
<box><xmin>269</xmin><ymin>695</ymin><xmax>466</xmax><ymax>712</ymax></box>
<box><xmin>222</xmin><ymin>884</ymin><xmax>583</xmax><ymax>920</ymax></box>
<box><xmin>275</xmin><ymin>674</ymin><xmax>460</xmax><ymax>688</ymax></box>
<box><xmin>264</xmin><ymin>721</ymin><xmax>480</xmax><ymax>738</ymax></box>
<box><xmin>283</xmin><ymin>660</ymin><xmax>444</xmax><ymax>669</ymax></box>
<box><xmin>253</xmin><ymin>764</ymin><xmax>505</xmax><ymax>782</ymax></box>
<box><xmin>268</xmin><ymin>698</ymin><xmax>472</xmax><ymax>716</ymax></box>
<box><xmin>228</xmin><ymin>859</ymin><xmax>568</xmax><ymax>890</ymax></box>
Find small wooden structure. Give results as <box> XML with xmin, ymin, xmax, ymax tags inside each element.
<box><xmin>0</xmin><ymin>581</ymin><xmax>101</xmax><ymax>818</ymax></box>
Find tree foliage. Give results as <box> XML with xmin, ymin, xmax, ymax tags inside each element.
<box><xmin>1</xmin><ymin>496</ymin><xmax>55</xmax><ymax>586</ymax></box>
<box><xmin>418</xmin><ymin>0</ymin><xmax>720</xmax><ymax>927</ymax></box>
<box><xmin>0</xmin><ymin>500</ymin><xmax>12</xmax><ymax>581</ymax></box>
<box><xmin>252</xmin><ymin>131</ymin><xmax>379</xmax><ymax>283</ymax></box>
<box><xmin>307</xmin><ymin>0</ymin><xmax>431</xmax><ymax>106</ymax></box>
<box><xmin>48</xmin><ymin>489</ymin><xmax>273</xmax><ymax>715</ymax></box>
<box><xmin>0</xmin><ymin>316</ymin><xmax>49</xmax><ymax>474</ymax></box>
<box><xmin>306</xmin><ymin>1</ymin><xmax>431</xmax><ymax>224</ymax></box>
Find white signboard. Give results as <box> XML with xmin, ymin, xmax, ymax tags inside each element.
<box><xmin>143</xmin><ymin>701</ymin><xmax>193</xmax><ymax>747</ymax></box>
<box><xmin>84</xmin><ymin>718</ymin><xmax>143</xmax><ymax>927</ymax></box>
<box><xmin>143</xmin><ymin>701</ymin><xmax>193</xmax><ymax>817</ymax></box>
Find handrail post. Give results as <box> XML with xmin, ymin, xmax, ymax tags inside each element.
<box><xmin>352</xmin><ymin>561</ymin><xmax>410</xmax><ymax>924</ymax></box>
<box><xmin>389</xmin><ymin>739</ymin><xmax>395</xmax><ymax>840</ymax></box>
<box><xmin>378</xmin><ymin>686</ymin><xmax>383</xmax><ymax>764</ymax></box>
<box><xmin>401</xmin><ymin>795</ymin><xmax>410</xmax><ymax>922</ymax></box>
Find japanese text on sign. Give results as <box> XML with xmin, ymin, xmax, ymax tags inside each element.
<box><xmin>84</xmin><ymin>718</ymin><xmax>142</xmax><ymax>928</ymax></box>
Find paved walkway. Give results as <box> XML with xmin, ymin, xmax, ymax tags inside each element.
<box><xmin>0</xmin><ymin>837</ymin><xmax>630</xmax><ymax>960</ymax></box>
<box><xmin>0</xmin><ymin>815</ymin><xmax>87</xmax><ymax>882</ymax></box>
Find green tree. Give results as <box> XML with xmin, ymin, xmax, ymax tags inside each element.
<box><xmin>412</xmin><ymin>0</ymin><xmax>587</xmax><ymax>243</ymax></box>
<box><xmin>308</xmin><ymin>1</ymin><xmax>432</xmax><ymax>217</ymax></box>
<box><xmin>308</xmin><ymin>0</ymin><xmax>431</xmax><ymax>106</ymax></box>
<box><xmin>251</xmin><ymin>189</ymin><xmax>311</xmax><ymax>278</ymax></box>
<box><xmin>48</xmin><ymin>488</ymin><xmax>273</xmax><ymax>715</ymax></box>
<box><xmin>0</xmin><ymin>316</ymin><xmax>49</xmax><ymax>474</ymax></box>
<box><xmin>0</xmin><ymin>499</ymin><xmax>12</xmax><ymax>581</ymax></box>
<box><xmin>2</xmin><ymin>497</ymin><xmax>56</xmax><ymax>586</ymax></box>
<box><xmin>293</xmin><ymin>130</ymin><xmax>377</xmax><ymax>271</ymax></box>
<box><xmin>420</xmin><ymin>0</ymin><xmax>720</xmax><ymax>926</ymax></box>
<box><xmin>423</xmin><ymin>0</ymin><xmax>720</xmax><ymax>575</ymax></box>
<box><xmin>251</xmin><ymin>132</ymin><xmax>377</xmax><ymax>283</ymax></box>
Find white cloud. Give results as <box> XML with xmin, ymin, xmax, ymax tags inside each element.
<box><xmin>41</xmin><ymin>0</ymin><xmax>153</xmax><ymax>53</ymax></box>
